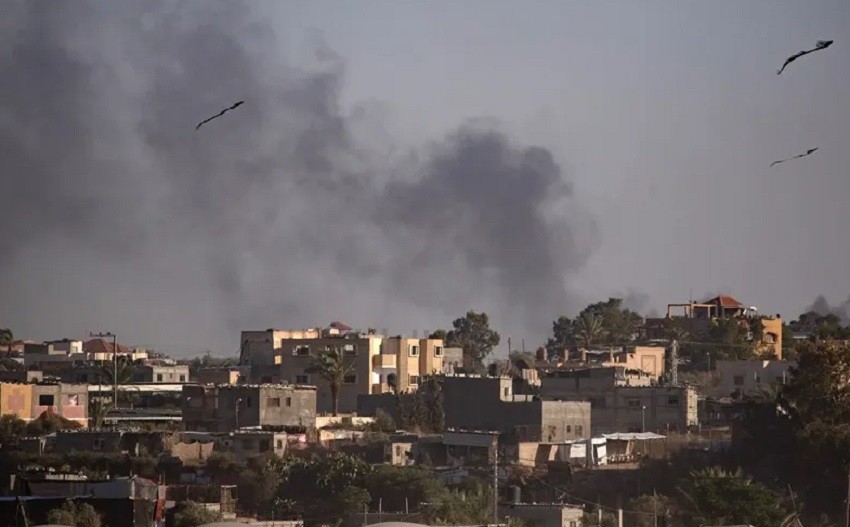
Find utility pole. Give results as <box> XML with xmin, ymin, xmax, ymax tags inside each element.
<box><xmin>669</xmin><ymin>339</ymin><xmax>679</xmax><ymax>387</ymax></box>
<box><xmin>493</xmin><ymin>433</ymin><xmax>499</xmax><ymax>524</ymax></box>
<box><xmin>844</xmin><ymin>465</ymin><xmax>850</xmax><ymax>527</ymax></box>
<box><xmin>235</xmin><ymin>398</ymin><xmax>243</xmax><ymax>430</ymax></box>
<box><xmin>90</xmin><ymin>332</ymin><xmax>118</xmax><ymax>409</ymax></box>
<box><xmin>653</xmin><ymin>489</ymin><xmax>658</xmax><ymax>527</ymax></box>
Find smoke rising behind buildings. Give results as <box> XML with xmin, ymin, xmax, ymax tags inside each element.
<box><xmin>0</xmin><ymin>1</ymin><xmax>597</xmax><ymax>353</ymax></box>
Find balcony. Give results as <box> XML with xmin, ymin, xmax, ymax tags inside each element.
<box><xmin>372</xmin><ymin>354</ymin><xmax>397</xmax><ymax>369</ymax></box>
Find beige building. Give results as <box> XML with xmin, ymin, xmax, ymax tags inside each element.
<box><xmin>270</xmin><ymin>327</ymin><xmax>444</xmax><ymax>414</ymax></box>
<box><xmin>710</xmin><ymin>359</ymin><xmax>793</xmax><ymax>398</ymax></box>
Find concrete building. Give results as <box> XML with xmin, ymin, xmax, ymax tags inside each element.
<box><xmin>226</xmin><ymin>429</ymin><xmax>288</xmax><ymax>461</ymax></box>
<box><xmin>498</xmin><ymin>503</ymin><xmax>583</xmax><ymax>527</ymax></box>
<box><xmin>570</xmin><ymin>385</ymin><xmax>697</xmax><ymax>434</ymax></box>
<box><xmin>651</xmin><ymin>295</ymin><xmax>784</xmax><ymax>359</ymax></box>
<box><xmin>710</xmin><ymin>360</ymin><xmax>793</xmax><ymax>398</ymax></box>
<box><xmin>0</xmin><ymin>382</ymin><xmax>32</xmax><ymax>420</ymax></box>
<box><xmin>264</xmin><ymin>324</ymin><xmax>444</xmax><ymax>414</ymax></box>
<box><xmin>440</xmin><ymin>375</ymin><xmax>591</xmax><ymax>442</ymax></box>
<box><xmin>32</xmin><ymin>383</ymin><xmax>88</xmax><ymax>427</ymax></box>
<box><xmin>0</xmin><ymin>369</ymin><xmax>42</xmax><ymax>383</ymax></box>
<box><xmin>540</xmin><ymin>366</ymin><xmax>653</xmax><ymax>400</ymax></box>
<box><xmin>181</xmin><ymin>384</ymin><xmax>317</xmax><ymax>432</ymax></box>
<box><xmin>194</xmin><ymin>367</ymin><xmax>243</xmax><ymax>385</ymax></box>
<box><xmin>599</xmin><ymin>346</ymin><xmax>666</xmax><ymax>380</ymax></box>
<box><xmin>132</xmin><ymin>364</ymin><xmax>190</xmax><ymax>383</ymax></box>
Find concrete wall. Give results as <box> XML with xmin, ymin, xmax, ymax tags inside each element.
<box><xmin>182</xmin><ymin>384</ymin><xmax>317</xmax><ymax>432</ymax></box>
<box><xmin>540</xmin><ymin>367</ymin><xmax>652</xmax><ymax>400</ymax></box>
<box><xmin>711</xmin><ymin>359</ymin><xmax>792</xmax><ymax>398</ymax></box>
<box><xmin>586</xmin><ymin>386</ymin><xmax>698</xmax><ymax>434</ymax></box>
<box><xmin>442</xmin><ymin>376</ymin><xmax>591</xmax><ymax>442</ymax></box>
<box><xmin>194</xmin><ymin>368</ymin><xmax>242</xmax><ymax>385</ymax></box>
<box><xmin>277</xmin><ymin>336</ymin><xmax>380</xmax><ymax>414</ymax></box>
<box><xmin>31</xmin><ymin>383</ymin><xmax>88</xmax><ymax>425</ymax></box>
<box><xmin>498</xmin><ymin>504</ymin><xmax>583</xmax><ymax>527</ymax></box>
<box><xmin>133</xmin><ymin>365</ymin><xmax>190</xmax><ymax>383</ymax></box>
<box><xmin>0</xmin><ymin>382</ymin><xmax>32</xmax><ymax>420</ymax></box>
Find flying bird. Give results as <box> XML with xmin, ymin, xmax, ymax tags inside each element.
<box><xmin>770</xmin><ymin>148</ymin><xmax>819</xmax><ymax>167</ymax></box>
<box><xmin>777</xmin><ymin>40</ymin><xmax>833</xmax><ymax>75</ymax></box>
<box><xmin>195</xmin><ymin>101</ymin><xmax>244</xmax><ymax>130</ymax></box>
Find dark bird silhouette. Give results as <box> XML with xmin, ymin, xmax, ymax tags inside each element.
<box><xmin>195</xmin><ymin>101</ymin><xmax>244</xmax><ymax>130</ymax></box>
<box><xmin>777</xmin><ymin>40</ymin><xmax>833</xmax><ymax>75</ymax></box>
<box><xmin>770</xmin><ymin>148</ymin><xmax>819</xmax><ymax>167</ymax></box>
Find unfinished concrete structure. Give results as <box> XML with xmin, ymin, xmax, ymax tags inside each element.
<box><xmin>181</xmin><ymin>384</ymin><xmax>316</xmax><ymax>432</ymax></box>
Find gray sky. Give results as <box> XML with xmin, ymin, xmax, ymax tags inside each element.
<box><xmin>2</xmin><ymin>1</ymin><xmax>849</xmax><ymax>357</ymax></box>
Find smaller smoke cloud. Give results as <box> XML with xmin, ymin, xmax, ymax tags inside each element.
<box><xmin>805</xmin><ymin>295</ymin><xmax>850</xmax><ymax>324</ymax></box>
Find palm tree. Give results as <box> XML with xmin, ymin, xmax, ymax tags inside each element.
<box><xmin>574</xmin><ymin>313</ymin><xmax>604</xmax><ymax>349</ymax></box>
<box><xmin>0</xmin><ymin>328</ymin><xmax>14</xmax><ymax>357</ymax></box>
<box><xmin>308</xmin><ymin>347</ymin><xmax>354</xmax><ymax>416</ymax></box>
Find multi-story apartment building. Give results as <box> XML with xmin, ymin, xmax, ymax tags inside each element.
<box><xmin>240</xmin><ymin>323</ymin><xmax>444</xmax><ymax>414</ymax></box>
<box><xmin>181</xmin><ymin>384</ymin><xmax>317</xmax><ymax>432</ymax></box>
<box><xmin>280</xmin><ymin>333</ymin><xmax>444</xmax><ymax>414</ymax></box>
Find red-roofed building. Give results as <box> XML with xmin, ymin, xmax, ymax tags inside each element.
<box><xmin>83</xmin><ymin>338</ymin><xmax>132</xmax><ymax>356</ymax></box>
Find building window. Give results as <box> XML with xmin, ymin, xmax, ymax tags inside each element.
<box><xmin>267</xmin><ymin>397</ymin><xmax>281</xmax><ymax>407</ymax></box>
<box><xmin>343</xmin><ymin>344</ymin><xmax>357</xmax><ymax>355</ymax></box>
<box><xmin>295</xmin><ymin>374</ymin><xmax>309</xmax><ymax>384</ymax></box>
<box><xmin>285</xmin><ymin>397</ymin><xmax>292</xmax><ymax>407</ymax></box>
<box><xmin>179</xmin><ymin>375</ymin><xmax>186</xmax><ymax>382</ymax></box>
<box><xmin>754</xmin><ymin>373</ymin><xmax>761</xmax><ymax>383</ymax></box>
<box><xmin>247</xmin><ymin>397</ymin><xmax>252</xmax><ymax>407</ymax></box>
<box><xmin>626</xmin><ymin>398</ymin><xmax>641</xmax><ymax>408</ymax></box>
<box><xmin>156</xmin><ymin>374</ymin><xmax>163</xmax><ymax>382</ymax></box>
<box><xmin>503</xmin><ymin>387</ymin><xmax>510</xmax><ymax>397</ymax></box>
<box><xmin>435</xmin><ymin>346</ymin><xmax>444</xmax><ymax>357</ymax></box>
<box><xmin>566</xmin><ymin>425</ymin><xmax>572</xmax><ymax>433</ymax></box>
<box><xmin>92</xmin><ymin>438</ymin><xmax>105</xmax><ymax>451</ymax></box>
<box><xmin>576</xmin><ymin>425</ymin><xmax>583</xmax><ymax>435</ymax></box>
<box><xmin>39</xmin><ymin>394</ymin><xmax>55</xmax><ymax>406</ymax></box>
<box><xmin>409</xmin><ymin>345</ymin><xmax>420</xmax><ymax>357</ymax></box>
<box><xmin>409</xmin><ymin>375</ymin><xmax>420</xmax><ymax>385</ymax></box>
<box><xmin>667</xmin><ymin>396</ymin><xmax>679</xmax><ymax>406</ymax></box>
<box><xmin>276</xmin><ymin>440</ymin><xmax>284</xmax><ymax>449</ymax></box>
<box><xmin>294</xmin><ymin>345</ymin><xmax>310</xmax><ymax>356</ymax></box>
<box><xmin>733</xmin><ymin>375</ymin><xmax>744</xmax><ymax>386</ymax></box>
<box><xmin>570</xmin><ymin>522</ymin><xmax>578</xmax><ymax>527</ymax></box>
<box><xmin>344</xmin><ymin>374</ymin><xmax>357</xmax><ymax>384</ymax></box>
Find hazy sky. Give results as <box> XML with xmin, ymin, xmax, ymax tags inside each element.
<box><xmin>2</xmin><ymin>1</ymin><xmax>849</xmax><ymax>356</ymax></box>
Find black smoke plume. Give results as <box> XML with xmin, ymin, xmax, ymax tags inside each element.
<box><xmin>0</xmin><ymin>1</ymin><xmax>597</xmax><ymax>354</ymax></box>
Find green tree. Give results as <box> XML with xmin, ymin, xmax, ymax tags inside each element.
<box><xmin>0</xmin><ymin>328</ymin><xmax>13</xmax><ymax>356</ymax></box>
<box><xmin>46</xmin><ymin>501</ymin><xmax>103</xmax><ymax>527</ymax></box>
<box><xmin>678</xmin><ymin>467</ymin><xmax>791</xmax><ymax>527</ymax></box>
<box><xmin>625</xmin><ymin>493</ymin><xmax>680</xmax><ymax>527</ymax></box>
<box><xmin>273</xmin><ymin>452</ymin><xmax>371</xmax><ymax>525</ymax></box>
<box><xmin>174</xmin><ymin>501</ymin><xmax>222</xmax><ymax>527</ymax></box>
<box><xmin>577</xmin><ymin>298</ymin><xmax>643</xmax><ymax>345</ymax></box>
<box><xmin>308</xmin><ymin>346</ymin><xmax>354</xmax><ymax>416</ymax></box>
<box><xmin>0</xmin><ymin>414</ymin><xmax>26</xmax><ymax>443</ymax></box>
<box><xmin>546</xmin><ymin>316</ymin><xmax>575</xmax><ymax>360</ymax></box>
<box><xmin>574</xmin><ymin>313</ymin><xmax>605</xmax><ymax>349</ymax></box>
<box><xmin>428</xmin><ymin>329</ymin><xmax>448</xmax><ymax>340</ymax></box>
<box><xmin>445</xmin><ymin>310</ymin><xmax>501</xmax><ymax>367</ymax></box>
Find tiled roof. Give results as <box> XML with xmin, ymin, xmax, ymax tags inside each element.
<box><xmin>702</xmin><ymin>295</ymin><xmax>743</xmax><ymax>307</ymax></box>
<box><xmin>83</xmin><ymin>338</ymin><xmax>132</xmax><ymax>355</ymax></box>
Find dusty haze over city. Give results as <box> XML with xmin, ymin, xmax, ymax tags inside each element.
<box><xmin>2</xmin><ymin>1</ymin><xmax>849</xmax><ymax>356</ymax></box>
